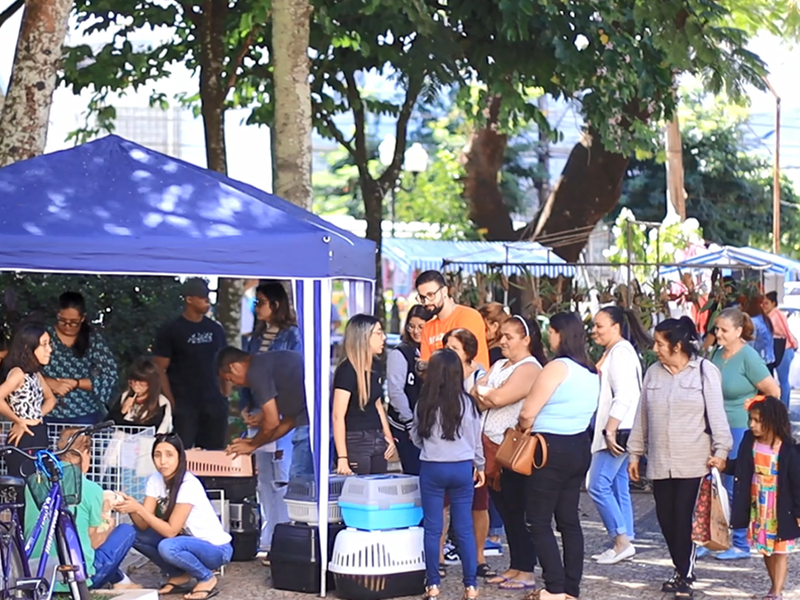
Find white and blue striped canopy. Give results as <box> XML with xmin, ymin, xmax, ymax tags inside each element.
<box><xmin>382</xmin><ymin>239</ymin><xmax>575</xmax><ymax>277</ymax></box>
<box><xmin>660</xmin><ymin>246</ymin><xmax>798</xmax><ymax>278</ymax></box>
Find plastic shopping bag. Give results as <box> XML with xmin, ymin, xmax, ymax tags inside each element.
<box><xmin>691</xmin><ymin>467</ymin><xmax>731</xmax><ymax>551</ymax></box>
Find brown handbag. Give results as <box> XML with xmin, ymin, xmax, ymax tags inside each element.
<box><xmin>495</xmin><ymin>427</ymin><xmax>548</xmax><ymax>476</ymax></box>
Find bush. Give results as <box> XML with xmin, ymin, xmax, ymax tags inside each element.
<box><xmin>0</xmin><ymin>273</ymin><xmax>183</xmax><ymax>388</ymax></box>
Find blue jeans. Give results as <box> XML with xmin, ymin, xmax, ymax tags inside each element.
<box><xmin>587</xmin><ymin>450</ymin><xmax>635</xmax><ymax>540</ymax></box>
<box><xmin>488</xmin><ymin>497</ymin><xmax>504</xmax><ymax>537</ymax></box>
<box><xmin>290</xmin><ymin>425</ymin><xmax>314</xmax><ymax>478</ymax></box>
<box><xmin>134</xmin><ymin>529</ymin><xmax>233</xmax><ymax>583</ymax></box>
<box><xmin>724</xmin><ymin>427</ymin><xmax>749</xmax><ymax>552</ymax></box>
<box><xmin>419</xmin><ymin>460</ymin><xmax>477</xmax><ymax>588</ymax></box>
<box><xmin>777</xmin><ymin>347</ymin><xmax>795</xmax><ymax>410</ymax></box>
<box><xmin>92</xmin><ymin>524</ymin><xmax>136</xmax><ymax>589</ymax></box>
<box><xmin>255</xmin><ymin>448</ymin><xmax>291</xmax><ymax>550</ymax></box>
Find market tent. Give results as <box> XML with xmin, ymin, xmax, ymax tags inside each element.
<box><xmin>660</xmin><ymin>246</ymin><xmax>789</xmax><ymax>276</ymax></box>
<box><xmin>0</xmin><ymin>135</ymin><xmax>375</xmax><ymax>594</ymax></box>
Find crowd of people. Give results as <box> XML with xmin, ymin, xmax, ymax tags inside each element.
<box><xmin>1</xmin><ymin>271</ymin><xmax>799</xmax><ymax>600</ymax></box>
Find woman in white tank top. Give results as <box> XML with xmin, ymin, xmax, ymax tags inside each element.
<box><xmin>473</xmin><ymin>316</ymin><xmax>546</xmax><ymax>591</ymax></box>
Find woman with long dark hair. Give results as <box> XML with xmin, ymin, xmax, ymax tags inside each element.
<box><xmin>628</xmin><ymin>317</ymin><xmax>732</xmax><ymax>598</ymax></box>
<box><xmin>332</xmin><ymin>314</ymin><xmax>396</xmax><ymax>475</ymax></box>
<box><xmin>107</xmin><ymin>357</ymin><xmax>173</xmax><ymax>434</ymax></box>
<box><xmin>517</xmin><ymin>312</ymin><xmax>600</xmax><ymax>600</ymax></box>
<box><xmin>474</xmin><ymin>316</ymin><xmax>545</xmax><ymax>590</ymax></box>
<box><xmin>587</xmin><ymin>306</ymin><xmax>651</xmax><ymax>565</ymax></box>
<box><xmin>412</xmin><ymin>349</ymin><xmax>485</xmax><ymax>600</ymax></box>
<box><xmin>387</xmin><ymin>305</ymin><xmax>431</xmax><ymax>475</ymax></box>
<box><xmin>0</xmin><ymin>323</ymin><xmax>57</xmax><ymax>477</ymax></box>
<box><xmin>43</xmin><ymin>292</ymin><xmax>118</xmax><ymax>424</ymax></box>
<box><xmin>118</xmin><ymin>433</ymin><xmax>232</xmax><ymax>600</ymax></box>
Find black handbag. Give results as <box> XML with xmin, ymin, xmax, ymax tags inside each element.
<box><xmin>615</xmin><ymin>429</ymin><xmax>631</xmax><ymax>449</ymax></box>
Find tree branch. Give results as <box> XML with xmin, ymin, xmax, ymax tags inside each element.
<box><xmin>343</xmin><ymin>68</ymin><xmax>369</xmax><ymax>173</ymax></box>
<box><xmin>0</xmin><ymin>0</ymin><xmax>23</xmax><ymax>30</ymax></box>
<box><xmin>226</xmin><ymin>22</ymin><xmax>264</xmax><ymax>93</ymax></box>
<box><xmin>377</xmin><ymin>74</ymin><xmax>423</xmax><ymax>190</ymax></box>
<box><xmin>319</xmin><ymin>110</ymin><xmax>355</xmax><ymax>157</ymax></box>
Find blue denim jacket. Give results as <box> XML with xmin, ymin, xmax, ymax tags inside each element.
<box><xmin>749</xmin><ymin>314</ymin><xmax>776</xmax><ymax>365</ymax></box>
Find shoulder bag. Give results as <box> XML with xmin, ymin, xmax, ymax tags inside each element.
<box><xmin>495</xmin><ymin>427</ymin><xmax>548</xmax><ymax>476</ymax></box>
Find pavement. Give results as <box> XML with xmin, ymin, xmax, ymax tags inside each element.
<box><xmin>125</xmin><ymin>392</ymin><xmax>800</xmax><ymax>599</ymax></box>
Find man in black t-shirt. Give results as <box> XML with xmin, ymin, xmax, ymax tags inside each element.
<box><xmin>216</xmin><ymin>347</ymin><xmax>314</xmax><ymax>478</ymax></box>
<box><xmin>153</xmin><ymin>279</ymin><xmax>228</xmax><ymax>450</ymax></box>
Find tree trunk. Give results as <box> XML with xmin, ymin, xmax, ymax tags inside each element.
<box><xmin>0</xmin><ymin>0</ymin><xmax>71</xmax><ymax>167</ymax></box>
<box><xmin>462</xmin><ymin>95</ymin><xmax>515</xmax><ymax>240</ymax></box>
<box><xmin>530</xmin><ymin>129</ymin><xmax>630</xmax><ymax>262</ymax></box>
<box><xmin>362</xmin><ymin>177</ymin><xmax>384</xmax><ymax>318</ymax></box>
<box><xmin>196</xmin><ymin>0</ymin><xmax>242</xmax><ymax>346</ymax></box>
<box><xmin>533</xmin><ymin>96</ymin><xmax>551</xmax><ymax>215</ymax></box>
<box><xmin>272</xmin><ymin>0</ymin><xmax>313</xmax><ymax>210</ymax></box>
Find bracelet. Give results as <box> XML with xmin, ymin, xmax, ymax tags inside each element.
<box><xmin>337</xmin><ymin>456</ymin><xmax>348</xmax><ymax>460</ymax></box>
<box><xmin>73</xmin><ymin>379</ymin><xmax>80</xmax><ymax>390</ymax></box>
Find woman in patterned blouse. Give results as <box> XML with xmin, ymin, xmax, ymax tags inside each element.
<box><xmin>42</xmin><ymin>292</ymin><xmax>119</xmax><ymax>424</ymax></box>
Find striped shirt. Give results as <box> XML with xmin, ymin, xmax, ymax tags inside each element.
<box><xmin>628</xmin><ymin>357</ymin><xmax>733</xmax><ymax>480</ymax></box>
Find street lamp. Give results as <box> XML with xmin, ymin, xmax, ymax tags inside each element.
<box><xmin>378</xmin><ymin>134</ymin><xmax>429</xmax><ymax>237</ymax></box>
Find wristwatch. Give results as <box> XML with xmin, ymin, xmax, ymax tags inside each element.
<box><xmin>602</xmin><ymin>429</ymin><xmax>615</xmax><ymax>438</ymax></box>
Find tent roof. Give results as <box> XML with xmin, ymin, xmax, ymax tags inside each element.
<box><xmin>0</xmin><ymin>135</ymin><xmax>375</xmax><ymax>279</ymax></box>
<box><xmin>382</xmin><ymin>239</ymin><xmax>575</xmax><ymax>277</ymax></box>
<box><xmin>660</xmin><ymin>246</ymin><xmax>792</xmax><ymax>276</ymax></box>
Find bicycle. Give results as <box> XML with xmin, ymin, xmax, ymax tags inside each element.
<box><xmin>0</xmin><ymin>421</ymin><xmax>115</xmax><ymax>600</ymax></box>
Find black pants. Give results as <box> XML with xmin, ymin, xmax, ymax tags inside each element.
<box><xmin>391</xmin><ymin>425</ymin><xmax>421</xmax><ymax>475</ymax></box>
<box><xmin>525</xmin><ymin>431</ymin><xmax>591</xmax><ymax>597</ymax></box>
<box><xmin>174</xmin><ymin>402</ymin><xmax>229</xmax><ymax>450</ymax></box>
<box><xmin>342</xmin><ymin>429</ymin><xmax>387</xmax><ymax>475</ymax></box>
<box><xmin>652</xmin><ymin>477</ymin><xmax>702</xmax><ymax>580</ymax></box>
<box><xmin>5</xmin><ymin>423</ymin><xmax>49</xmax><ymax>530</ymax></box>
<box><xmin>489</xmin><ymin>468</ymin><xmax>536</xmax><ymax>572</ymax></box>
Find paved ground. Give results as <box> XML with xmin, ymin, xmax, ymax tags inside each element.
<box><xmin>126</xmin><ymin>490</ymin><xmax>800</xmax><ymax>599</ymax></box>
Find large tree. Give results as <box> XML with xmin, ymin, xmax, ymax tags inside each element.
<box><xmin>0</xmin><ymin>0</ymin><xmax>72</xmax><ymax>167</ymax></box>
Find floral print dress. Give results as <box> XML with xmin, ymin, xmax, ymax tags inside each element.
<box><xmin>749</xmin><ymin>440</ymin><xmax>797</xmax><ymax>555</ymax></box>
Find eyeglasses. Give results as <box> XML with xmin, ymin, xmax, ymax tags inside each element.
<box><xmin>407</xmin><ymin>324</ymin><xmax>425</xmax><ymax>332</ymax></box>
<box><xmin>416</xmin><ymin>286</ymin><xmax>444</xmax><ymax>304</ymax></box>
<box><xmin>155</xmin><ymin>432</ymin><xmax>180</xmax><ymax>444</ymax></box>
<box><xmin>57</xmin><ymin>318</ymin><xmax>83</xmax><ymax>327</ymax></box>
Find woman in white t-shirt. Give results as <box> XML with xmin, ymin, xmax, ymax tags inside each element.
<box><xmin>116</xmin><ymin>433</ymin><xmax>232</xmax><ymax>600</ymax></box>
<box><xmin>474</xmin><ymin>316</ymin><xmax>545</xmax><ymax>591</ymax></box>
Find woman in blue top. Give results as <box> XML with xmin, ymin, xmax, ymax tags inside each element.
<box><xmin>241</xmin><ymin>281</ymin><xmax>302</xmax><ymax>561</ymax></box>
<box><xmin>518</xmin><ymin>312</ymin><xmax>600</xmax><ymax>600</ymax></box>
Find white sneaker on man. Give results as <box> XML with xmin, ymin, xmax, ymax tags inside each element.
<box><xmin>596</xmin><ymin>544</ymin><xmax>636</xmax><ymax>565</ymax></box>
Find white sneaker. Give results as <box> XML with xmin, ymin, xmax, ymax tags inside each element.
<box><xmin>591</xmin><ymin>548</ymin><xmax>616</xmax><ymax>561</ymax></box>
<box><xmin>596</xmin><ymin>544</ymin><xmax>636</xmax><ymax>565</ymax></box>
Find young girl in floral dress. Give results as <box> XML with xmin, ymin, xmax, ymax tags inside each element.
<box><xmin>727</xmin><ymin>395</ymin><xmax>800</xmax><ymax>600</ymax></box>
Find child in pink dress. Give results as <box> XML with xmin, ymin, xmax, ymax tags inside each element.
<box><xmin>727</xmin><ymin>395</ymin><xmax>800</xmax><ymax>600</ymax></box>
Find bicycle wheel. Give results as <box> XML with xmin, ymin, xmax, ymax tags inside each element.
<box><xmin>54</xmin><ymin>512</ymin><xmax>90</xmax><ymax>600</ymax></box>
<box><xmin>0</xmin><ymin>522</ymin><xmax>25</xmax><ymax>599</ymax></box>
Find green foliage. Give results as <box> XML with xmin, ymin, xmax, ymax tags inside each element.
<box><xmin>615</xmin><ymin>92</ymin><xmax>800</xmax><ymax>256</ymax></box>
<box><xmin>0</xmin><ymin>274</ymin><xmax>183</xmax><ymax>386</ymax></box>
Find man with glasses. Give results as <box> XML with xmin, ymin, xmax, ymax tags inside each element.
<box><xmin>415</xmin><ymin>270</ymin><xmax>489</xmax><ymax>369</ymax></box>
<box><xmin>153</xmin><ymin>279</ymin><xmax>228</xmax><ymax>450</ymax></box>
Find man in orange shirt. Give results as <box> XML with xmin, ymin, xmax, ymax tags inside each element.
<box><xmin>416</xmin><ymin>270</ymin><xmax>490</xmax><ymax>370</ymax></box>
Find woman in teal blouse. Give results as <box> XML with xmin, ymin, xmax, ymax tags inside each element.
<box><xmin>708</xmin><ymin>307</ymin><xmax>780</xmax><ymax>560</ymax></box>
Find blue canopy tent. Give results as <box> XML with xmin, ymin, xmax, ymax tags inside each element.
<box><xmin>0</xmin><ymin>135</ymin><xmax>375</xmax><ymax>593</ymax></box>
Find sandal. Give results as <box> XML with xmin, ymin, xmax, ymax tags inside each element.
<box><xmin>438</xmin><ymin>563</ymin><xmax>447</xmax><ymax>577</ymax></box>
<box><xmin>500</xmin><ymin>579</ymin><xmax>537</xmax><ymax>590</ymax></box>
<box><xmin>184</xmin><ymin>588</ymin><xmax>219</xmax><ymax>600</ymax></box>
<box><xmin>159</xmin><ymin>582</ymin><xmax>193</xmax><ymax>596</ymax></box>
<box><xmin>462</xmin><ymin>586</ymin><xmax>479</xmax><ymax>600</ymax></box>
<box><xmin>476</xmin><ymin>563</ymin><xmax>497</xmax><ymax>578</ymax></box>
<box><xmin>486</xmin><ymin>575</ymin><xmax>508</xmax><ymax>585</ymax></box>
<box><xmin>423</xmin><ymin>585</ymin><xmax>440</xmax><ymax>599</ymax></box>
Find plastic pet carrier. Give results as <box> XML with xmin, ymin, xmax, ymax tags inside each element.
<box><xmin>338</xmin><ymin>475</ymin><xmax>422</xmax><ymax>530</ymax></box>
<box><xmin>329</xmin><ymin>527</ymin><xmax>426</xmax><ymax>600</ymax></box>
<box><xmin>285</xmin><ymin>475</ymin><xmax>347</xmax><ymax>525</ymax></box>
<box><xmin>270</xmin><ymin>521</ymin><xmax>346</xmax><ymax>593</ymax></box>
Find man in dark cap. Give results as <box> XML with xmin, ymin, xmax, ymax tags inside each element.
<box><xmin>152</xmin><ymin>278</ymin><xmax>228</xmax><ymax>449</ymax></box>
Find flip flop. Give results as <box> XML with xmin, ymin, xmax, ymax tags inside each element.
<box><xmin>184</xmin><ymin>588</ymin><xmax>219</xmax><ymax>600</ymax></box>
<box><xmin>500</xmin><ymin>580</ymin><xmax>537</xmax><ymax>590</ymax></box>
<box><xmin>486</xmin><ymin>575</ymin><xmax>508</xmax><ymax>585</ymax></box>
<box><xmin>159</xmin><ymin>583</ymin><xmax>193</xmax><ymax>595</ymax></box>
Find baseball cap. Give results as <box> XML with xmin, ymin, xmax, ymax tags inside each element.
<box><xmin>181</xmin><ymin>278</ymin><xmax>210</xmax><ymax>299</ymax></box>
